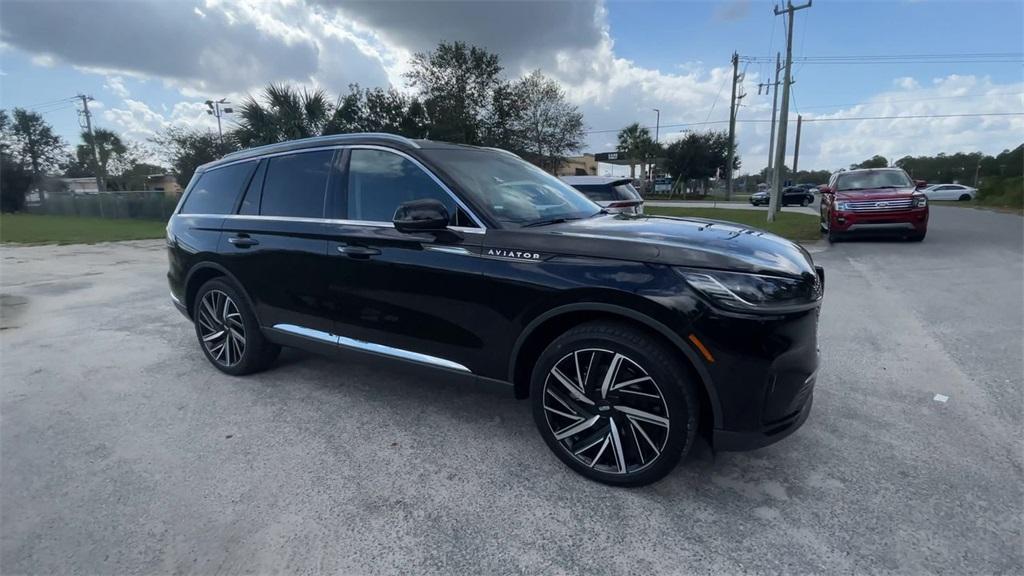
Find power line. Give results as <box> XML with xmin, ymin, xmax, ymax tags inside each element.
<box><xmin>583</xmin><ymin>111</ymin><xmax>1024</xmax><ymax>134</ymax></box>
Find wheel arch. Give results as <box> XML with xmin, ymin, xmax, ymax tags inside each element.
<box><xmin>508</xmin><ymin>302</ymin><xmax>722</xmax><ymax>429</ymax></box>
<box><xmin>183</xmin><ymin>263</ymin><xmax>259</xmax><ymax>324</ymax></box>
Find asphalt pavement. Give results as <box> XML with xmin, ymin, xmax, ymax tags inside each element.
<box><xmin>1</xmin><ymin>205</ymin><xmax>1021</xmax><ymax>574</ymax></box>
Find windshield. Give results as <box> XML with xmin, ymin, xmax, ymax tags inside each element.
<box><xmin>836</xmin><ymin>170</ymin><xmax>913</xmax><ymax>191</ymax></box>
<box><xmin>422</xmin><ymin>149</ymin><xmax>601</xmax><ymax>226</ymax></box>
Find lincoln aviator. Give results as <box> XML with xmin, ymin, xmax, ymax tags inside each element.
<box><xmin>167</xmin><ymin>133</ymin><xmax>824</xmax><ymax>486</ymax></box>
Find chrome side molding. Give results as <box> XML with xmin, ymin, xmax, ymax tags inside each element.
<box><xmin>272</xmin><ymin>323</ymin><xmax>471</xmax><ymax>373</ymax></box>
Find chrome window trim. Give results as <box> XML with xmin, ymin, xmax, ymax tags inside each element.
<box><xmin>179</xmin><ymin>143</ymin><xmax>487</xmax><ymax>231</ymax></box>
<box><xmin>212</xmin><ymin>214</ymin><xmax>486</xmax><ymax>234</ymax></box>
<box><xmin>273</xmin><ymin>323</ymin><xmax>471</xmax><ymax>373</ymax></box>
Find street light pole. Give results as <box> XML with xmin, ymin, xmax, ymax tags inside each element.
<box><xmin>205</xmin><ymin>98</ymin><xmax>233</xmax><ymax>143</ymax></box>
<box><xmin>652</xmin><ymin>108</ymin><xmax>660</xmax><ymax>189</ymax></box>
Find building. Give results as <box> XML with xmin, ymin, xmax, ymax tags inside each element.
<box><xmin>145</xmin><ymin>173</ymin><xmax>183</xmax><ymax>195</ymax></box>
<box><xmin>556</xmin><ymin>154</ymin><xmax>598</xmax><ymax>176</ymax></box>
<box><xmin>60</xmin><ymin>177</ymin><xmax>99</xmax><ymax>194</ymax></box>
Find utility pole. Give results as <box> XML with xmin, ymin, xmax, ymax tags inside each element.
<box><xmin>792</xmin><ymin>114</ymin><xmax>803</xmax><ymax>174</ymax></box>
<box><xmin>727</xmin><ymin>52</ymin><xmax>745</xmax><ymax>200</ymax></box>
<box><xmin>769</xmin><ymin>0</ymin><xmax>812</xmax><ymax>222</ymax></box>
<box><xmin>763</xmin><ymin>52</ymin><xmax>782</xmax><ymax>187</ymax></box>
<box><xmin>76</xmin><ymin>94</ymin><xmax>104</xmax><ymax>194</ymax></box>
<box><xmin>205</xmin><ymin>98</ymin><xmax>233</xmax><ymax>142</ymax></box>
<box><xmin>652</xmin><ymin>108</ymin><xmax>660</xmax><ymax>191</ymax></box>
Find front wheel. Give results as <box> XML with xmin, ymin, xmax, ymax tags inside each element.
<box><xmin>908</xmin><ymin>231</ymin><xmax>927</xmax><ymax>242</ymax></box>
<box><xmin>801</xmin><ymin>197</ymin><xmax>810</xmax><ymax>206</ymax></box>
<box><xmin>530</xmin><ymin>321</ymin><xmax>699</xmax><ymax>487</ymax></box>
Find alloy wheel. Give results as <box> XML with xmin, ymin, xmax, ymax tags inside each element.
<box><xmin>197</xmin><ymin>290</ymin><xmax>246</xmax><ymax>367</ymax></box>
<box><xmin>542</xmin><ymin>348</ymin><xmax>670</xmax><ymax>475</ymax></box>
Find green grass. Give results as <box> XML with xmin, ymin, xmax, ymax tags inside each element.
<box><xmin>0</xmin><ymin>213</ymin><xmax>167</xmax><ymax>245</ymax></box>
<box><xmin>645</xmin><ymin>207</ymin><xmax>822</xmax><ymax>242</ymax></box>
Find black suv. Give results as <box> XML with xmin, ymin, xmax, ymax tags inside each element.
<box><xmin>167</xmin><ymin>133</ymin><xmax>823</xmax><ymax>486</ymax></box>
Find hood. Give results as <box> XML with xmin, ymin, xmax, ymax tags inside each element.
<box><xmin>490</xmin><ymin>214</ymin><xmax>816</xmax><ymax>278</ymax></box>
<box><xmin>835</xmin><ymin>186</ymin><xmax>917</xmax><ymax>200</ymax></box>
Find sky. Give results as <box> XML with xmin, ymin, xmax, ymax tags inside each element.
<box><xmin>0</xmin><ymin>0</ymin><xmax>1021</xmax><ymax>175</ymax></box>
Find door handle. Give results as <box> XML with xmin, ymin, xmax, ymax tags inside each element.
<box><xmin>337</xmin><ymin>245</ymin><xmax>381</xmax><ymax>258</ymax></box>
<box><xmin>228</xmin><ymin>235</ymin><xmax>259</xmax><ymax>248</ymax></box>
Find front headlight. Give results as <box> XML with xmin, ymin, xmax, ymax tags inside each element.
<box><xmin>914</xmin><ymin>195</ymin><xmax>927</xmax><ymax>208</ymax></box>
<box><xmin>836</xmin><ymin>201</ymin><xmax>851</xmax><ymax>211</ymax></box>
<box><xmin>678</xmin><ymin>268</ymin><xmax>822</xmax><ymax>312</ymax></box>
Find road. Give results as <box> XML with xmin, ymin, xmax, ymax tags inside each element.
<box><xmin>1</xmin><ymin>206</ymin><xmax>1021</xmax><ymax>574</ymax></box>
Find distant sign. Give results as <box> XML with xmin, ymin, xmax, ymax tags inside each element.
<box><xmin>596</xmin><ymin>151</ymin><xmax>631</xmax><ymax>164</ymax></box>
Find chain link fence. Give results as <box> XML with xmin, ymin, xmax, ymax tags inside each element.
<box><xmin>29</xmin><ymin>191</ymin><xmax>179</xmax><ymax>221</ymax></box>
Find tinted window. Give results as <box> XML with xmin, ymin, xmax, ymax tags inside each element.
<box><xmin>347</xmin><ymin>149</ymin><xmax>456</xmax><ymax>223</ymax></box>
<box><xmin>179</xmin><ymin>161</ymin><xmax>256</xmax><ymax>215</ymax></box>
<box><xmin>261</xmin><ymin>151</ymin><xmax>334</xmax><ymax>218</ymax></box>
<box><xmin>574</xmin><ymin>185</ymin><xmax>616</xmax><ymax>201</ymax></box>
<box><xmin>238</xmin><ymin>160</ymin><xmax>267</xmax><ymax>215</ymax></box>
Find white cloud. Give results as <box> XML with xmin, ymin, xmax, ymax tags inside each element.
<box><xmin>104</xmin><ymin>76</ymin><xmax>130</xmax><ymax>98</ymax></box>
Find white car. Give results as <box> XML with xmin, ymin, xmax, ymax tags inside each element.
<box><xmin>560</xmin><ymin>176</ymin><xmax>644</xmax><ymax>214</ymax></box>
<box><xmin>922</xmin><ymin>183</ymin><xmax>977</xmax><ymax>201</ymax></box>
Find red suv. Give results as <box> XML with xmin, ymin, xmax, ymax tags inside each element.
<box><xmin>820</xmin><ymin>168</ymin><xmax>929</xmax><ymax>242</ymax></box>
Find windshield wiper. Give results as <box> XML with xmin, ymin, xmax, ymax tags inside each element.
<box><xmin>521</xmin><ymin>217</ymin><xmax>581</xmax><ymax>228</ymax></box>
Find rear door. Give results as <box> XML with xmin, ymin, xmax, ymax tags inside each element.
<box><xmin>219</xmin><ymin>149</ymin><xmax>339</xmax><ymax>334</ymax></box>
<box><xmin>323</xmin><ymin>146</ymin><xmax>490</xmax><ymax>373</ymax></box>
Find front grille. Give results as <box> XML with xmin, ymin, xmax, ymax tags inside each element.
<box><xmin>847</xmin><ymin>198</ymin><xmax>913</xmax><ymax>212</ymax></box>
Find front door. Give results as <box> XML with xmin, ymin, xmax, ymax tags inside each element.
<box><xmin>324</xmin><ymin>147</ymin><xmax>491</xmax><ymax>374</ymax></box>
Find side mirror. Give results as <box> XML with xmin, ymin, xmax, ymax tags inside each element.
<box><xmin>820</xmin><ymin>186</ymin><xmax>833</xmax><ymax>194</ymax></box>
<box><xmin>393</xmin><ymin>198</ymin><xmax>450</xmax><ymax>234</ymax></box>
<box><xmin>915</xmin><ymin>180</ymin><xmax>928</xmax><ymax>190</ymax></box>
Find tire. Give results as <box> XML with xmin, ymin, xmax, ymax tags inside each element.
<box><xmin>530</xmin><ymin>321</ymin><xmax>699</xmax><ymax>487</ymax></box>
<box><xmin>828</xmin><ymin>229</ymin><xmax>841</xmax><ymax>243</ymax></box>
<box><xmin>958</xmin><ymin>194</ymin><xmax>971</xmax><ymax>201</ymax></box>
<box><xmin>908</xmin><ymin>231</ymin><xmax>926</xmax><ymax>242</ymax></box>
<box><xmin>801</xmin><ymin>197</ymin><xmax>810</xmax><ymax>207</ymax></box>
<box><xmin>193</xmin><ymin>278</ymin><xmax>280</xmax><ymax>375</ymax></box>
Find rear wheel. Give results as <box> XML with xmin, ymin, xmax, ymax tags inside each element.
<box><xmin>193</xmin><ymin>278</ymin><xmax>280</xmax><ymax>375</ymax></box>
<box><xmin>801</xmin><ymin>196</ymin><xmax>810</xmax><ymax>206</ymax></box>
<box><xmin>530</xmin><ymin>321</ymin><xmax>699</xmax><ymax>487</ymax></box>
<box><xmin>958</xmin><ymin>194</ymin><xmax>971</xmax><ymax>201</ymax></box>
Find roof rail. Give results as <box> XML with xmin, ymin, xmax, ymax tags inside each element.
<box><xmin>220</xmin><ymin>132</ymin><xmax>421</xmax><ymax>162</ymax></box>
<box><xmin>482</xmin><ymin>146</ymin><xmax>522</xmax><ymax>159</ymax></box>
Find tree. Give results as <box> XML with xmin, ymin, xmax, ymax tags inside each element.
<box><xmin>851</xmin><ymin>155</ymin><xmax>888</xmax><ymax>169</ymax></box>
<box><xmin>0</xmin><ymin>153</ymin><xmax>31</xmax><ymax>212</ymax></box>
<box><xmin>480</xmin><ymin>81</ymin><xmax>527</xmax><ymax>151</ymax></box>
<box><xmin>235</xmin><ymin>84</ymin><xmax>332</xmax><ymax>147</ymax></box>
<box><xmin>323</xmin><ymin>84</ymin><xmax>429</xmax><ymax>138</ymax></box>
<box><xmin>512</xmin><ymin>70</ymin><xmax>585</xmax><ymax>173</ymax></box>
<box><xmin>74</xmin><ymin>128</ymin><xmax>127</xmax><ymax>190</ymax></box>
<box><xmin>616</xmin><ymin>123</ymin><xmax>655</xmax><ymax>179</ymax></box>
<box><xmin>406</xmin><ymin>41</ymin><xmax>503</xmax><ymax>144</ymax></box>
<box><xmin>152</xmin><ymin>127</ymin><xmax>238</xmax><ymax>186</ymax></box>
<box><xmin>6</xmin><ymin>108</ymin><xmax>66</xmax><ymax>180</ymax></box>
<box><xmin>663</xmin><ymin>131</ymin><xmax>736</xmax><ymax>196</ymax></box>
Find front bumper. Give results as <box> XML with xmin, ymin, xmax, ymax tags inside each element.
<box><xmin>831</xmin><ymin>207</ymin><xmax>928</xmax><ymax>234</ymax></box>
<box><xmin>688</xmin><ymin>301</ymin><xmax>820</xmax><ymax>453</ymax></box>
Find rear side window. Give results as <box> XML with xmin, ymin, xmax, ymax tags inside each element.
<box><xmin>179</xmin><ymin>161</ymin><xmax>256</xmax><ymax>215</ymax></box>
<box><xmin>573</xmin><ymin>185</ymin><xmax>616</xmax><ymax>201</ymax></box>
<box><xmin>238</xmin><ymin>160</ymin><xmax>267</xmax><ymax>215</ymax></box>
<box><xmin>260</xmin><ymin>151</ymin><xmax>334</xmax><ymax>218</ymax></box>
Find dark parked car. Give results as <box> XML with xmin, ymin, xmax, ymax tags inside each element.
<box><xmin>749</xmin><ymin>186</ymin><xmax>814</xmax><ymax>207</ymax></box>
<box><xmin>560</xmin><ymin>176</ymin><xmax>644</xmax><ymax>214</ymax></box>
<box><xmin>168</xmin><ymin>133</ymin><xmax>823</xmax><ymax>486</ymax></box>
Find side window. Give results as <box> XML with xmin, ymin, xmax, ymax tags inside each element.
<box><xmin>260</xmin><ymin>150</ymin><xmax>334</xmax><ymax>218</ymax></box>
<box><xmin>238</xmin><ymin>160</ymin><xmax>267</xmax><ymax>215</ymax></box>
<box><xmin>179</xmin><ymin>161</ymin><xmax>256</xmax><ymax>215</ymax></box>
<box><xmin>346</xmin><ymin>149</ymin><xmax>457</xmax><ymax>223</ymax></box>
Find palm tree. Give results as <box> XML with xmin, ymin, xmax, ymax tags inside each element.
<box><xmin>616</xmin><ymin>122</ymin><xmax>654</xmax><ymax>179</ymax></box>
<box><xmin>235</xmin><ymin>84</ymin><xmax>332</xmax><ymax>148</ymax></box>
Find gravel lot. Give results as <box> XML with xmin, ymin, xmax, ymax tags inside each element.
<box><xmin>2</xmin><ymin>206</ymin><xmax>1021</xmax><ymax>574</ymax></box>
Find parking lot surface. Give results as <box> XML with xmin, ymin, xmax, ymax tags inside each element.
<box><xmin>2</xmin><ymin>206</ymin><xmax>1021</xmax><ymax>574</ymax></box>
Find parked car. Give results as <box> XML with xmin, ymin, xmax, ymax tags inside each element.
<box><xmin>167</xmin><ymin>133</ymin><xmax>823</xmax><ymax>486</ymax></box>
<box><xmin>820</xmin><ymin>167</ymin><xmax>929</xmax><ymax>242</ymax></box>
<box><xmin>921</xmin><ymin>183</ymin><xmax>977</xmax><ymax>201</ymax></box>
<box><xmin>748</xmin><ymin>187</ymin><xmax>814</xmax><ymax>207</ymax></box>
<box><xmin>560</xmin><ymin>176</ymin><xmax>644</xmax><ymax>214</ymax></box>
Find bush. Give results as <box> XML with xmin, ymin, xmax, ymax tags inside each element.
<box><xmin>0</xmin><ymin>155</ymin><xmax>31</xmax><ymax>212</ymax></box>
<box><xmin>978</xmin><ymin>176</ymin><xmax>1023</xmax><ymax>209</ymax></box>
